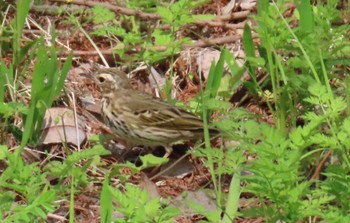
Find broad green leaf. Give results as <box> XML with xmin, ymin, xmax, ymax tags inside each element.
<box><xmin>139</xmin><ymin>154</ymin><xmax>168</xmax><ymax>169</ymax></box>
<box><xmin>157</xmin><ymin>7</ymin><xmax>173</xmax><ymax>23</ymax></box>
<box><xmin>203</xmin><ymin>98</ymin><xmax>231</xmax><ymax>110</ymax></box>
<box><xmin>91</xmin><ymin>5</ymin><xmax>115</xmax><ymax>24</ymax></box>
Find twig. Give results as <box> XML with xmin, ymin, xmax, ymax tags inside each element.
<box><xmin>31</xmin><ymin>4</ymin><xmax>247</xmax><ymax>31</ymax></box>
<box><xmin>192</xmin><ymin>20</ymin><xmax>246</xmax><ymax>29</ymax></box>
<box><xmin>35</xmin><ymin>2</ymin><xmax>248</xmax><ymax>31</ymax></box>
<box><xmin>182</xmin><ymin>35</ymin><xmax>245</xmax><ymax>48</ymax></box>
<box><xmin>49</xmin><ymin>0</ymin><xmax>250</xmax><ymax>23</ymax></box>
<box><xmin>73</xmin><ymin>17</ymin><xmax>109</xmax><ymax>67</ymax></box>
<box><xmin>310</xmin><ymin>150</ymin><xmax>332</xmax><ymax>180</ymax></box>
<box><xmin>47</xmin><ymin>213</ymin><xmax>67</xmax><ymax>222</ymax></box>
<box><xmin>26</xmin><ymin>15</ymin><xmax>72</xmax><ymax>51</ymax></box>
<box><xmin>30</xmin><ymin>4</ymin><xmax>88</xmax><ymax>14</ymax></box>
<box><xmin>70</xmin><ymin>92</ymin><xmax>81</xmax><ymax>151</ymax></box>
<box><xmin>49</xmin><ymin>0</ymin><xmax>161</xmax><ymax>20</ymax></box>
<box><xmin>57</xmin><ymin>34</ymin><xmax>250</xmax><ymax>56</ymax></box>
<box><xmin>215</xmin><ymin>10</ymin><xmax>250</xmax><ymax>21</ymax></box>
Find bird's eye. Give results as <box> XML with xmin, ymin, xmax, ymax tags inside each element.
<box><xmin>97</xmin><ymin>76</ymin><xmax>106</xmax><ymax>83</ymax></box>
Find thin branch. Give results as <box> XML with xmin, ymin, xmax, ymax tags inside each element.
<box><xmin>57</xmin><ymin>34</ymin><xmax>250</xmax><ymax>56</ymax></box>
<box><xmin>49</xmin><ymin>0</ymin><xmax>161</xmax><ymax>20</ymax></box>
<box><xmin>193</xmin><ymin>20</ymin><xmax>246</xmax><ymax>29</ymax></box>
<box><xmin>310</xmin><ymin>150</ymin><xmax>332</xmax><ymax>180</ymax></box>
<box><xmin>49</xmin><ymin>0</ymin><xmax>250</xmax><ymax>23</ymax></box>
<box><xmin>30</xmin><ymin>4</ymin><xmax>88</xmax><ymax>14</ymax></box>
<box><xmin>32</xmin><ymin>3</ymin><xmax>248</xmax><ymax>30</ymax></box>
<box><xmin>215</xmin><ymin>10</ymin><xmax>250</xmax><ymax>21</ymax></box>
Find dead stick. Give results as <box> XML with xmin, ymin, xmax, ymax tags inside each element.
<box><xmin>58</xmin><ymin>35</ymin><xmax>248</xmax><ymax>56</ymax></box>
<box><xmin>310</xmin><ymin>150</ymin><xmax>332</xmax><ymax>180</ymax></box>
<box><xmin>49</xmin><ymin>0</ymin><xmax>250</xmax><ymax>21</ymax></box>
<box><xmin>32</xmin><ymin>4</ymin><xmax>247</xmax><ymax>30</ymax></box>
<box><xmin>50</xmin><ymin>0</ymin><xmax>161</xmax><ymax>19</ymax></box>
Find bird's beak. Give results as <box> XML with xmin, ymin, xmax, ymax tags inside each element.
<box><xmin>81</xmin><ymin>72</ymin><xmax>100</xmax><ymax>84</ymax></box>
<box><xmin>80</xmin><ymin>72</ymin><xmax>94</xmax><ymax>79</ymax></box>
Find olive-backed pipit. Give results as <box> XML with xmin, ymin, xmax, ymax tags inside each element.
<box><xmin>92</xmin><ymin>68</ymin><xmax>219</xmax><ymax>157</ymax></box>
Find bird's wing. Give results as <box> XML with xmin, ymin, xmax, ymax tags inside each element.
<box><xmin>122</xmin><ymin>90</ymin><xmax>205</xmax><ymax>130</ymax></box>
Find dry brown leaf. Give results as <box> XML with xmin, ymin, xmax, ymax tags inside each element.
<box><xmin>197</xmin><ymin>49</ymin><xmax>221</xmax><ymax>80</ymax></box>
<box><xmin>139</xmin><ymin>172</ymin><xmax>160</xmax><ymax>200</ymax></box>
<box><xmin>39</xmin><ymin>107</ymin><xmax>86</xmax><ymax>146</ymax></box>
<box><xmin>159</xmin><ymin>158</ymin><xmax>194</xmax><ymax>178</ymax></box>
<box><xmin>171</xmin><ymin>189</ymin><xmax>218</xmax><ymax>215</ymax></box>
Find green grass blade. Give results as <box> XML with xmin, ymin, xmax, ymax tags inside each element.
<box><xmin>257</xmin><ymin>0</ymin><xmax>269</xmax><ymax>14</ymax></box>
<box><xmin>272</xmin><ymin>2</ymin><xmax>321</xmax><ymax>83</ymax></box>
<box><xmin>12</xmin><ymin>0</ymin><xmax>31</xmax><ymax>67</ymax></box>
<box><xmin>55</xmin><ymin>52</ymin><xmax>73</xmax><ymax>97</ymax></box>
<box><xmin>69</xmin><ymin>176</ymin><xmax>75</xmax><ymax>223</ymax></box>
<box><xmin>0</xmin><ymin>61</ymin><xmax>10</xmax><ymax>103</ymax></box>
<box><xmin>222</xmin><ymin>170</ymin><xmax>241</xmax><ymax>223</ymax></box>
<box><xmin>346</xmin><ymin>77</ymin><xmax>350</xmax><ymax>115</ymax></box>
<box><xmin>20</xmin><ymin>35</ymin><xmax>72</xmax><ymax>147</ymax></box>
<box><xmin>297</xmin><ymin>0</ymin><xmax>314</xmax><ymax>32</ymax></box>
<box><xmin>100</xmin><ymin>177</ymin><xmax>112</xmax><ymax>223</ymax></box>
<box><xmin>205</xmin><ymin>48</ymin><xmax>226</xmax><ymax>98</ymax></box>
<box><xmin>19</xmin><ymin>98</ymin><xmax>36</xmax><ymax>150</ymax></box>
<box><xmin>243</xmin><ymin>24</ymin><xmax>256</xmax><ymax>80</ymax></box>
<box><xmin>224</xmin><ymin>50</ymin><xmax>246</xmax><ymax>89</ymax></box>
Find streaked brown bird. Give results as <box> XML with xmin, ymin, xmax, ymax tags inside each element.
<box><xmin>92</xmin><ymin>68</ymin><xmax>219</xmax><ymax>158</ymax></box>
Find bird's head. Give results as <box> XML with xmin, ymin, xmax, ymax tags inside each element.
<box><xmin>93</xmin><ymin>68</ymin><xmax>133</xmax><ymax>94</ymax></box>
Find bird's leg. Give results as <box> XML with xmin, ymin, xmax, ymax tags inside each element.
<box><xmin>148</xmin><ymin>146</ymin><xmax>172</xmax><ymax>176</ymax></box>
<box><xmin>121</xmin><ymin>144</ymin><xmax>146</xmax><ymax>160</ymax></box>
<box><xmin>163</xmin><ymin>146</ymin><xmax>173</xmax><ymax>159</ymax></box>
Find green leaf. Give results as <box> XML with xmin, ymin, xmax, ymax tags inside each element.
<box><xmin>203</xmin><ymin>98</ymin><xmax>231</xmax><ymax>110</ymax></box>
<box><xmin>55</xmin><ymin>51</ymin><xmax>73</xmax><ymax>97</ymax></box>
<box><xmin>152</xmin><ymin>29</ymin><xmax>174</xmax><ymax>45</ymax></box>
<box><xmin>91</xmin><ymin>5</ymin><xmax>115</xmax><ymax>24</ymax></box>
<box><xmin>101</xmin><ymin>178</ymin><xmax>112</xmax><ymax>223</ymax></box>
<box><xmin>224</xmin><ymin>50</ymin><xmax>245</xmax><ymax>88</ymax></box>
<box><xmin>139</xmin><ymin>154</ymin><xmax>168</xmax><ymax>169</ymax></box>
<box><xmin>205</xmin><ymin>48</ymin><xmax>228</xmax><ymax>98</ymax></box>
<box><xmin>297</xmin><ymin>0</ymin><xmax>314</xmax><ymax>32</ymax></box>
<box><xmin>222</xmin><ymin>170</ymin><xmax>241</xmax><ymax>222</ymax></box>
<box><xmin>245</xmin><ymin>56</ymin><xmax>266</xmax><ymax>66</ymax></box>
<box><xmin>0</xmin><ymin>145</ymin><xmax>8</xmax><ymax>160</ymax></box>
<box><xmin>17</xmin><ymin>40</ymin><xmax>37</xmax><ymax>67</ymax></box>
<box><xmin>12</xmin><ymin>0</ymin><xmax>31</xmax><ymax>66</ymax></box>
<box><xmin>243</xmin><ymin>24</ymin><xmax>256</xmax><ymax>79</ymax></box>
<box><xmin>157</xmin><ymin>7</ymin><xmax>174</xmax><ymax>23</ymax></box>
<box><xmin>145</xmin><ymin>198</ymin><xmax>161</xmax><ymax>218</ymax></box>
<box><xmin>257</xmin><ymin>0</ymin><xmax>269</xmax><ymax>13</ymax></box>
<box><xmin>66</xmin><ymin>145</ymin><xmax>111</xmax><ymax>164</ymax></box>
